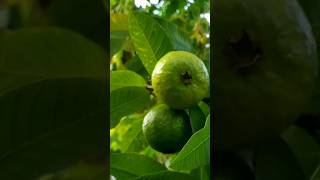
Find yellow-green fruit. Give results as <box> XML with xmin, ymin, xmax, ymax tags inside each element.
<box><xmin>152</xmin><ymin>51</ymin><xmax>209</xmax><ymax>109</ymax></box>
<box><xmin>142</xmin><ymin>104</ymin><xmax>192</xmax><ymax>154</ymax></box>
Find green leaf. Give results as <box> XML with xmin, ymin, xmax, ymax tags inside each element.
<box><xmin>200</xmin><ymin>165</ymin><xmax>211</xmax><ymax>180</ymax></box>
<box><xmin>118</xmin><ymin>115</ymin><xmax>144</xmax><ymax>152</ymax></box>
<box><xmin>189</xmin><ymin>105</ymin><xmax>206</xmax><ymax>133</ymax></box>
<box><xmin>125</xmin><ymin>132</ymin><xmax>147</xmax><ymax>153</ymax></box>
<box><xmin>110</xmin><ymin>13</ymin><xmax>128</xmax><ymax>32</ymax></box>
<box><xmin>311</xmin><ymin>165</ymin><xmax>320</xmax><ymax>180</ymax></box>
<box><xmin>110</xmin><ymin>153</ymin><xmax>166</xmax><ymax>180</ymax></box>
<box><xmin>169</xmin><ymin>115</ymin><xmax>210</xmax><ymax>170</ymax></box>
<box><xmin>110</xmin><ymin>13</ymin><xmax>130</xmax><ymax>58</ymax></box>
<box><xmin>0</xmin><ymin>28</ymin><xmax>106</xmax><ymax>179</ymax></box>
<box><xmin>156</xmin><ymin>18</ymin><xmax>193</xmax><ymax>52</ymax></box>
<box><xmin>161</xmin><ymin>0</ymin><xmax>180</xmax><ymax>17</ymax></box>
<box><xmin>110</xmin><ymin>32</ymin><xmax>129</xmax><ymax>58</ymax></box>
<box><xmin>110</xmin><ymin>114</ymin><xmax>145</xmax><ymax>152</ymax></box>
<box><xmin>43</xmin><ymin>162</ymin><xmax>106</xmax><ymax>180</ymax></box>
<box><xmin>198</xmin><ymin>101</ymin><xmax>210</xmax><ymax>117</ymax></box>
<box><xmin>255</xmin><ymin>138</ymin><xmax>306</xmax><ymax>180</ymax></box>
<box><xmin>111</xmin><ymin>70</ymin><xmax>146</xmax><ymax>92</ymax></box>
<box><xmin>110</xmin><ymin>87</ymin><xmax>150</xmax><ymax>128</ymax></box>
<box><xmin>132</xmin><ymin>171</ymin><xmax>195</xmax><ymax>180</ymax></box>
<box><xmin>124</xmin><ymin>56</ymin><xmax>150</xmax><ymax>79</ymax></box>
<box><xmin>282</xmin><ymin>126</ymin><xmax>320</xmax><ymax>178</ymax></box>
<box><xmin>128</xmin><ymin>12</ymin><xmax>173</xmax><ymax>74</ymax></box>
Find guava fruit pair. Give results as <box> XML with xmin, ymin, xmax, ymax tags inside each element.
<box><xmin>213</xmin><ymin>0</ymin><xmax>318</xmax><ymax>150</ymax></box>
<box><xmin>143</xmin><ymin>51</ymin><xmax>209</xmax><ymax>153</ymax></box>
<box><xmin>144</xmin><ymin>0</ymin><xmax>319</xmax><ymax>152</ymax></box>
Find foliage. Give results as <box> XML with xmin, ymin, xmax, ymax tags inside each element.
<box><xmin>0</xmin><ymin>0</ymin><xmax>108</xmax><ymax>179</ymax></box>
<box><xmin>110</xmin><ymin>0</ymin><xmax>210</xmax><ymax>179</ymax></box>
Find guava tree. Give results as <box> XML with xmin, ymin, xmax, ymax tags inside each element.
<box><xmin>110</xmin><ymin>0</ymin><xmax>210</xmax><ymax>179</ymax></box>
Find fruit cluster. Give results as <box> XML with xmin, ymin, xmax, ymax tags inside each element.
<box><xmin>143</xmin><ymin>0</ymin><xmax>320</xmax><ymax>153</ymax></box>
<box><xmin>143</xmin><ymin>51</ymin><xmax>210</xmax><ymax>153</ymax></box>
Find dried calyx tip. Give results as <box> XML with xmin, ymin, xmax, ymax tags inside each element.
<box><xmin>181</xmin><ymin>71</ymin><xmax>192</xmax><ymax>85</ymax></box>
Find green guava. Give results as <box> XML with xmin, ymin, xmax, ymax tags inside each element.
<box><xmin>142</xmin><ymin>104</ymin><xmax>192</xmax><ymax>154</ymax></box>
<box><xmin>213</xmin><ymin>0</ymin><xmax>318</xmax><ymax>150</ymax></box>
<box><xmin>152</xmin><ymin>51</ymin><xmax>209</xmax><ymax>109</ymax></box>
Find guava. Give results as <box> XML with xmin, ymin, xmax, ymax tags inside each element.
<box><xmin>213</xmin><ymin>0</ymin><xmax>318</xmax><ymax>150</ymax></box>
<box><xmin>152</xmin><ymin>51</ymin><xmax>209</xmax><ymax>109</ymax></box>
<box><xmin>142</xmin><ymin>104</ymin><xmax>192</xmax><ymax>154</ymax></box>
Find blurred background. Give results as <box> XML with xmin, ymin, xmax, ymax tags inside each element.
<box><xmin>0</xmin><ymin>0</ymin><xmax>107</xmax><ymax>179</ymax></box>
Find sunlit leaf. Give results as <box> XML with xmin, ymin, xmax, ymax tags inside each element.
<box><xmin>128</xmin><ymin>12</ymin><xmax>173</xmax><ymax>74</ymax></box>
<box><xmin>169</xmin><ymin>115</ymin><xmax>210</xmax><ymax>170</ymax></box>
<box><xmin>110</xmin><ymin>153</ymin><xmax>166</xmax><ymax>179</ymax></box>
<box><xmin>110</xmin><ymin>87</ymin><xmax>150</xmax><ymax>128</ymax></box>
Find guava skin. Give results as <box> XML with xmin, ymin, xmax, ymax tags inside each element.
<box><xmin>142</xmin><ymin>104</ymin><xmax>192</xmax><ymax>154</ymax></box>
<box><xmin>152</xmin><ymin>51</ymin><xmax>209</xmax><ymax>109</ymax></box>
<box><xmin>213</xmin><ymin>0</ymin><xmax>318</xmax><ymax>150</ymax></box>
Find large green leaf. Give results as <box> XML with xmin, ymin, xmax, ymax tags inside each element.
<box><xmin>200</xmin><ymin>165</ymin><xmax>210</xmax><ymax>180</ymax></box>
<box><xmin>110</xmin><ymin>87</ymin><xmax>150</xmax><ymax>128</ymax></box>
<box><xmin>110</xmin><ymin>153</ymin><xmax>166</xmax><ymax>180</ymax></box>
<box><xmin>255</xmin><ymin>138</ymin><xmax>306</xmax><ymax>180</ymax></box>
<box><xmin>282</xmin><ymin>126</ymin><xmax>320</xmax><ymax>178</ymax></box>
<box><xmin>156</xmin><ymin>18</ymin><xmax>192</xmax><ymax>52</ymax></box>
<box><xmin>0</xmin><ymin>28</ymin><xmax>106</xmax><ymax>179</ymax></box>
<box><xmin>198</xmin><ymin>101</ymin><xmax>210</xmax><ymax>117</ymax></box>
<box><xmin>311</xmin><ymin>165</ymin><xmax>320</xmax><ymax>180</ymax></box>
<box><xmin>112</xmin><ymin>114</ymin><xmax>145</xmax><ymax>153</ymax></box>
<box><xmin>42</xmin><ymin>162</ymin><xmax>106</xmax><ymax>180</ymax></box>
<box><xmin>128</xmin><ymin>12</ymin><xmax>173</xmax><ymax>74</ymax></box>
<box><xmin>169</xmin><ymin>115</ymin><xmax>210</xmax><ymax>170</ymax></box>
<box><xmin>124</xmin><ymin>55</ymin><xmax>150</xmax><ymax>79</ymax></box>
<box><xmin>110</xmin><ymin>70</ymin><xmax>146</xmax><ymax>92</ymax></box>
<box><xmin>132</xmin><ymin>171</ymin><xmax>194</xmax><ymax>180</ymax></box>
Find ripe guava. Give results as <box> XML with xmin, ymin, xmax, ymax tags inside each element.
<box><xmin>152</xmin><ymin>51</ymin><xmax>209</xmax><ymax>109</ymax></box>
<box><xmin>142</xmin><ymin>104</ymin><xmax>192</xmax><ymax>154</ymax></box>
<box><xmin>213</xmin><ymin>0</ymin><xmax>318</xmax><ymax>150</ymax></box>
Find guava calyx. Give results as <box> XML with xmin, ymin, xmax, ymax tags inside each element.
<box><xmin>180</xmin><ymin>71</ymin><xmax>193</xmax><ymax>85</ymax></box>
<box><xmin>228</xmin><ymin>30</ymin><xmax>262</xmax><ymax>71</ymax></box>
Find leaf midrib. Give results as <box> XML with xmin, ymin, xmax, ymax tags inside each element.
<box><xmin>131</xmin><ymin>14</ymin><xmax>158</xmax><ymax>64</ymax></box>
